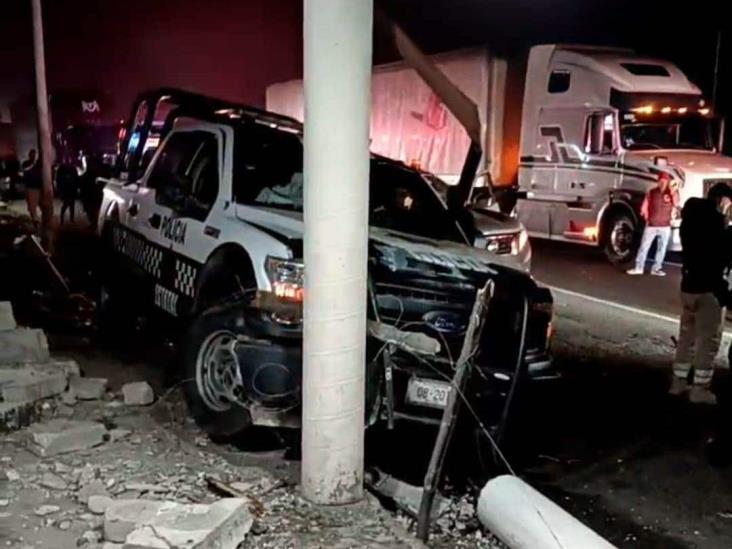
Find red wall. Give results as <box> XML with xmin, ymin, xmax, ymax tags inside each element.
<box><xmin>40</xmin><ymin>0</ymin><xmax>303</xmax><ymax>119</ymax></box>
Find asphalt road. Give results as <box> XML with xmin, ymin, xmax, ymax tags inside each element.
<box><xmin>530</xmin><ymin>238</ymin><xmax>684</xmax><ymax>319</ymax></box>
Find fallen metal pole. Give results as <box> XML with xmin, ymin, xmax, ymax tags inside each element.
<box><xmin>416</xmin><ymin>280</ymin><xmax>494</xmax><ymax>541</ymax></box>
<box><xmin>477</xmin><ymin>475</ymin><xmax>616</xmax><ymax>549</ymax></box>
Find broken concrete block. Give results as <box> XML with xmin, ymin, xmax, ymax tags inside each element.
<box><xmin>122</xmin><ymin>382</ymin><xmax>154</xmax><ymax>406</ymax></box>
<box><xmin>121</xmin><ymin>498</ymin><xmax>252</xmax><ymax>549</ymax></box>
<box><xmin>123</xmin><ymin>527</ymin><xmax>169</xmax><ymax>549</ymax></box>
<box><xmin>0</xmin><ymin>302</ymin><xmax>16</xmax><ymax>331</ymax></box>
<box><xmin>110</xmin><ymin>429</ymin><xmax>132</xmax><ymax>442</ymax></box>
<box><xmin>39</xmin><ymin>472</ymin><xmax>68</xmax><ymax>491</ymax></box>
<box><xmin>79</xmin><ymin>480</ymin><xmax>110</xmax><ymax>503</ymax></box>
<box><xmin>79</xmin><ymin>530</ymin><xmax>103</xmax><ymax>545</ymax></box>
<box><xmin>34</xmin><ymin>504</ymin><xmax>61</xmax><ymax>516</ymax></box>
<box><xmin>61</xmin><ymin>389</ymin><xmax>77</xmax><ymax>406</ymax></box>
<box><xmin>5</xmin><ymin>469</ymin><xmax>20</xmax><ymax>482</ymax></box>
<box><xmin>104</xmin><ymin>500</ymin><xmax>170</xmax><ymax>542</ymax></box>
<box><xmin>0</xmin><ymin>328</ymin><xmax>50</xmax><ymax>365</ymax></box>
<box><xmin>88</xmin><ymin>495</ymin><xmax>114</xmax><ymax>515</ymax></box>
<box><xmin>25</xmin><ymin>419</ymin><xmax>107</xmax><ymax>457</ymax></box>
<box><xmin>0</xmin><ymin>364</ymin><xmax>67</xmax><ymax>403</ymax></box>
<box><xmin>51</xmin><ymin>359</ymin><xmax>81</xmax><ymax>378</ymax></box>
<box><xmin>69</xmin><ymin>376</ymin><xmax>108</xmax><ymax>400</ymax></box>
<box><xmin>0</xmin><ymin>400</ymin><xmax>40</xmax><ymax>432</ymax></box>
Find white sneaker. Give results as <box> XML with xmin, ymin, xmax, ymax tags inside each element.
<box><xmin>668</xmin><ymin>377</ymin><xmax>689</xmax><ymax>396</ymax></box>
<box><xmin>689</xmin><ymin>385</ymin><xmax>717</xmax><ymax>405</ymax></box>
<box><xmin>651</xmin><ymin>269</ymin><xmax>667</xmax><ymax>277</ymax></box>
<box><xmin>627</xmin><ymin>268</ymin><xmax>644</xmax><ymax>275</ymax></box>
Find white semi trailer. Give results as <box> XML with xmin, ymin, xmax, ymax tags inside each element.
<box><xmin>267</xmin><ymin>44</ymin><xmax>732</xmax><ymax>264</ymax></box>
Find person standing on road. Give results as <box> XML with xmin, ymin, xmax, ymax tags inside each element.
<box><xmin>671</xmin><ymin>183</ymin><xmax>732</xmax><ymax>404</ymax></box>
<box><xmin>628</xmin><ymin>172</ymin><xmax>679</xmax><ymax>276</ymax></box>
<box><xmin>55</xmin><ymin>156</ymin><xmax>79</xmax><ymax>225</ymax></box>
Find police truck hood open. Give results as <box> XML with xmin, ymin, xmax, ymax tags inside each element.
<box><xmin>235</xmin><ymin>204</ymin><xmax>521</xmax><ymax>272</ymax></box>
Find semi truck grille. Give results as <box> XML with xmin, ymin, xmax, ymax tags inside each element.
<box><xmin>703</xmin><ymin>178</ymin><xmax>732</xmax><ymax>197</ymax></box>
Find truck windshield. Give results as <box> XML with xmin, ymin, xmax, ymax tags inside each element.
<box><xmin>234</xmin><ymin>126</ymin><xmax>464</xmax><ymax>243</ymax></box>
<box><xmin>620</xmin><ymin>115</ymin><xmax>714</xmax><ymax>151</ymax></box>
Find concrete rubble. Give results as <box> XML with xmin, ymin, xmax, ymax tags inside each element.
<box><xmin>0</xmin><ymin>301</ymin><xmax>16</xmax><ymax>331</ymax></box>
<box><xmin>122</xmin><ymin>382</ymin><xmax>155</xmax><ymax>406</ymax></box>
<box><xmin>89</xmin><ymin>495</ymin><xmax>114</xmax><ymax>515</ymax></box>
<box><xmin>0</xmin><ymin>301</ymin><xmax>441</xmax><ymax>549</ymax></box>
<box><xmin>69</xmin><ymin>376</ymin><xmax>109</xmax><ymax>400</ymax></box>
<box><xmin>107</xmin><ymin>498</ymin><xmax>252</xmax><ymax>548</ymax></box>
<box><xmin>25</xmin><ymin>419</ymin><xmax>108</xmax><ymax>456</ymax></box>
<box><xmin>0</xmin><ymin>301</ymin><xmax>86</xmax><ymax>434</ymax></box>
<box><xmin>0</xmin><ymin>326</ymin><xmax>50</xmax><ymax>365</ymax></box>
<box><xmin>0</xmin><ymin>389</ymin><xmax>431</xmax><ymax>549</ymax></box>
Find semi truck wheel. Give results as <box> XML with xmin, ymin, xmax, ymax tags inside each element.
<box><xmin>182</xmin><ymin>300</ymin><xmax>253</xmax><ymax>441</ymax></box>
<box><xmin>604</xmin><ymin>212</ymin><xmax>638</xmax><ymax>266</ymax></box>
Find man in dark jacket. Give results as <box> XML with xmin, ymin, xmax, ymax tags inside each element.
<box><xmin>672</xmin><ymin>183</ymin><xmax>732</xmax><ymax>404</ymax></box>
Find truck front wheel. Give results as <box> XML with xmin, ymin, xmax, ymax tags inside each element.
<box><xmin>603</xmin><ymin>211</ymin><xmax>639</xmax><ymax>266</ymax></box>
<box><xmin>183</xmin><ymin>300</ymin><xmax>253</xmax><ymax>441</ymax></box>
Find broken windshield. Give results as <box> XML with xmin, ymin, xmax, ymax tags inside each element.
<box><xmin>233</xmin><ymin>125</ymin><xmax>464</xmax><ymax>243</ymax></box>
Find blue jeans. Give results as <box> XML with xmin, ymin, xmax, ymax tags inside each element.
<box><xmin>635</xmin><ymin>226</ymin><xmax>671</xmax><ymax>271</ymax></box>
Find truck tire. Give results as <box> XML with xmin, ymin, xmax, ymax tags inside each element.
<box><xmin>182</xmin><ymin>299</ymin><xmax>253</xmax><ymax>441</ymax></box>
<box><xmin>604</xmin><ymin>211</ymin><xmax>639</xmax><ymax>266</ymax></box>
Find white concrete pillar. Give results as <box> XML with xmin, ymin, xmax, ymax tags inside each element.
<box><xmin>477</xmin><ymin>475</ymin><xmax>616</xmax><ymax>549</ymax></box>
<box><xmin>301</xmin><ymin>0</ymin><xmax>373</xmax><ymax>504</ymax></box>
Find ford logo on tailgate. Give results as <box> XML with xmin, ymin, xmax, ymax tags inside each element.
<box><xmin>423</xmin><ymin>310</ymin><xmax>467</xmax><ymax>335</ymax></box>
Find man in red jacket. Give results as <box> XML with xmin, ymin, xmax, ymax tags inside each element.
<box><xmin>627</xmin><ymin>172</ymin><xmax>679</xmax><ymax>276</ymax></box>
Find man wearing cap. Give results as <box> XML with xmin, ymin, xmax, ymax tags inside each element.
<box><xmin>671</xmin><ymin>183</ymin><xmax>732</xmax><ymax>404</ymax></box>
<box><xmin>628</xmin><ymin>172</ymin><xmax>679</xmax><ymax>276</ymax></box>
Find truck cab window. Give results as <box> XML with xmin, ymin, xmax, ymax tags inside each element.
<box><xmin>149</xmin><ymin>131</ymin><xmax>219</xmax><ymax>220</ymax></box>
<box><xmin>187</xmin><ymin>135</ymin><xmax>219</xmax><ymax>216</ymax></box>
<box><xmin>234</xmin><ymin>125</ymin><xmax>303</xmax><ymax>209</ymax></box>
<box><xmin>548</xmin><ymin>71</ymin><xmax>571</xmax><ymax>94</ymax></box>
<box><xmin>585</xmin><ymin>113</ymin><xmax>615</xmax><ymax>155</ymax></box>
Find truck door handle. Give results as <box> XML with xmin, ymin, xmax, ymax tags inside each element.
<box><xmin>148</xmin><ymin>213</ymin><xmax>161</xmax><ymax>229</ymax></box>
<box><xmin>128</xmin><ymin>203</ymin><xmax>139</xmax><ymax>217</ymax></box>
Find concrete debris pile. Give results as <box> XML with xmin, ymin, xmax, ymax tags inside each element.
<box><xmin>0</xmin><ymin>301</ymin><xmax>156</xmax><ymax>434</ymax></box>
<box><xmin>0</xmin><ymin>401</ymin><xmax>262</xmax><ymax>547</ymax></box>
<box><xmin>105</xmin><ymin>498</ymin><xmax>252</xmax><ymax>548</ymax></box>
<box><xmin>368</xmin><ymin>471</ymin><xmax>506</xmax><ymax>549</ymax></box>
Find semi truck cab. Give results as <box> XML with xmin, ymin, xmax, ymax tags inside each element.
<box><xmin>516</xmin><ymin>44</ymin><xmax>732</xmax><ymax>264</ymax></box>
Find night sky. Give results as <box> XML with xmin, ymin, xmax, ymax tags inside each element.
<box><xmin>1</xmin><ymin>0</ymin><xmax>729</xmax><ymax>119</ymax></box>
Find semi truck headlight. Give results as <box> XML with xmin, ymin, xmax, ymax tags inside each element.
<box><xmin>265</xmin><ymin>256</ymin><xmax>304</xmax><ymax>303</ymax></box>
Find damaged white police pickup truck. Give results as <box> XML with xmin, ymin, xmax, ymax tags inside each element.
<box><xmin>97</xmin><ymin>89</ymin><xmax>553</xmax><ymax>443</ymax></box>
